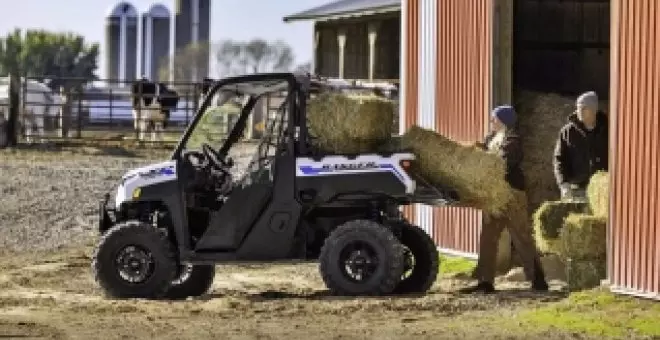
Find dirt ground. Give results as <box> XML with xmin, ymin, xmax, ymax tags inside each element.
<box><xmin>0</xmin><ymin>144</ymin><xmax>652</xmax><ymax>340</ymax></box>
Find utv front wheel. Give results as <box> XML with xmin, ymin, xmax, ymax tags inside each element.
<box><xmin>165</xmin><ymin>264</ymin><xmax>216</xmax><ymax>299</ymax></box>
<box><xmin>319</xmin><ymin>220</ymin><xmax>404</xmax><ymax>296</ymax></box>
<box><xmin>92</xmin><ymin>221</ymin><xmax>177</xmax><ymax>299</ymax></box>
<box><xmin>393</xmin><ymin>223</ymin><xmax>439</xmax><ymax>294</ymax></box>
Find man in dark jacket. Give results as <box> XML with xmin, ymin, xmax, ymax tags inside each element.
<box><xmin>553</xmin><ymin>91</ymin><xmax>608</xmax><ymax>199</ymax></box>
<box><xmin>459</xmin><ymin>105</ymin><xmax>548</xmax><ymax>294</ymax></box>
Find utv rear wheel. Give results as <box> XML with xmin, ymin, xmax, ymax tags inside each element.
<box><xmin>92</xmin><ymin>221</ymin><xmax>177</xmax><ymax>299</ymax></box>
<box><xmin>393</xmin><ymin>223</ymin><xmax>439</xmax><ymax>294</ymax></box>
<box><xmin>319</xmin><ymin>220</ymin><xmax>404</xmax><ymax>296</ymax></box>
<box><xmin>165</xmin><ymin>264</ymin><xmax>216</xmax><ymax>299</ymax></box>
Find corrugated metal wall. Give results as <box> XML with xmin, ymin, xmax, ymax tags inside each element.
<box><xmin>400</xmin><ymin>0</ymin><xmax>419</xmax><ymax>223</ymax></box>
<box><xmin>609</xmin><ymin>0</ymin><xmax>660</xmax><ymax>298</ymax></box>
<box><xmin>400</xmin><ymin>0</ymin><xmax>492</xmax><ymax>257</ymax></box>
<box><xmin>433</xmin><ymin>0</ymin><xmax>492</xmax><ymax>256</ymax></box>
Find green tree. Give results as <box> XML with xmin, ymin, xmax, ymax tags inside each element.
<box><xmin>0</xmin><ymin>29</ymin><xmax>99</xmax><ymax>90</ymax></box>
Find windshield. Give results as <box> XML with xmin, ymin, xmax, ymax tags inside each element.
<box><xmin>180</xmin><ymin>77</ymin><xmax>292</xmax><ymax>184</ymax></box>
<box><xmin>184</xmin><ymin>90</ymin><xmax>249</xmax><ymax>152</ymax></box>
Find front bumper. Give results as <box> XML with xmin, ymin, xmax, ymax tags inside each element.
<box><xmin>99</xmin><ymin>193</ymin><xmax>117</xmax><ymax>233</ymax></box>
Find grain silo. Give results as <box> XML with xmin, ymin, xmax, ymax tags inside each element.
<box><xmin>105</xmin><ymin>2</ymin><xmax>138</xmax><ymax>86</ymax></box>
<box><xmin>174</xmin><ymin>0</ymin><xmax>211</xmax><ymax>81</ymax></box>
<box><xmin>141</xmin><ymin>3</ymin><xmax>171</xmax><ymax>81</ymax></box>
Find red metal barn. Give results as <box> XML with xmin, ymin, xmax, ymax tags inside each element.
<box><xmin>400</xmin><ymin>0</ymin><xmax>493</xmax><ymax>258</ymax></box>
<box><xmin>608</xmin><ymin>0</ymin><xmax>660</xmax><ymax>298</ymax></box>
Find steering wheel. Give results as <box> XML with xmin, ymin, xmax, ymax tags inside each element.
<box><xmin>202</xmin><ymin>143</ymin><xmax>232</xmax><ymax>171</ymax></box>
<box><xmin>183</xmin><ymin>150</ymin><xmax>208</xmax><ymax>168</ymax></box>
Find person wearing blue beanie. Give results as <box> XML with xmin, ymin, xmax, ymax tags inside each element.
<box><xmin>459</xmin><ymin>105</ymin><xmax>548</xmax><ymax>295</ymax></box>
<box><xmin>491</xmin><ymin>105</ymin><xmax>517</xmax><ymax>129</ymax></box>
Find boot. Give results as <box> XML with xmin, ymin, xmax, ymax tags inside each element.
<box><xmin>531</xmin><ymin>258</ymin><xmax>549</xmax><ymax>291</ymax></box>
<box><xmin>458</xmin><ymin>281</ymin><xmax>495</xmax><ymax>294</ymax></box>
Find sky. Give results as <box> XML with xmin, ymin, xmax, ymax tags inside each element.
<box><xmin>0</xmin><ymin>0</ymin><xmax>330</xmax><ymax>78</ymax></box>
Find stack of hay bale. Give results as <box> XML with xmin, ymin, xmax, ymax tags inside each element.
<box><xmin>307</xmin><ymin>92</ymin><xmax>396</xmax><ymax>154</ymax></box>
<box><xmin>531</xmin><ymin>171</ymin><xmax>609</xmax><ymax>291</ymax></box>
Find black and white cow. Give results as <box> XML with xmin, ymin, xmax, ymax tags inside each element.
<box><xmin>131</xmin><ymin>77</ymin><xmax>180</xmax><ymax>141</ymax></box>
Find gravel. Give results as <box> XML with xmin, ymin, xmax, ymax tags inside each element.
<box><xmin>0</xmin><ymin>144</ymin><xmax>257</xmax><ymax>252</ymax></box>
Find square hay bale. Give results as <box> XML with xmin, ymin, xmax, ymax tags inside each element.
<box><xmin>515</xmin><ymin>91</ymin><xmax>609</xmax><ymax>215</ymax></box>
<box><xmin>307</xmin><ymin>92</ymin><xmax>395</xmax><ymax>154</ymax></box>
<box><xmin>558</xmin><ymin>213</ymin><xmax>607</xmax><ymax>260</ymax></box>
<box><xmin>566</xmin><ymin>257</ymin><xmax>607</xmax><ymax>291</ymax></box>
<box><xmin>400</xmin><ymin>126</ymin><xmax>516</xmax><ymax>216</ymax></box>
<box><xmin>532</xmin><ymin>200</ymin><xmax>589</xmax><ymax>244</ymax></box>
<box><xmin>587</xmin><ymin>171</ymin><xmax>609</xmax><ymax>219</ymax></box>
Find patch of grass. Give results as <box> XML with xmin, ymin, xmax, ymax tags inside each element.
<box><xmin>513</xmin><ymin>289</ymin><xmax>660</xmax><ymax>338</ymax></box>
<box><xmin>439</xmin><ymin>255</ymin><xmax>476</xmax><ymax>276</ymax></box>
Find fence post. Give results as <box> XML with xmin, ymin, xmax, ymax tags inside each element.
<box><xmin>135</xmin><ymin>81</ymin><xmax>141</xmax><ymax>141</ymax></box>
<box><xmin>4</xmin><ymin>74</ymin><xmax>20</xmax><ymax>147</ymax></box>
<box><xmin>109</xmin><ymin>88</ymin><xmax>114</xmax><ymax>127</ymax></box>
<box><xmin>59</xmin><ymin>87</ymin><xmax>71</xmax><ymax>138</ymax></box>
<box><xmin>76</xmin><ymin>88</ymin><xmax>83</xmax><ymax>139</ymax></box>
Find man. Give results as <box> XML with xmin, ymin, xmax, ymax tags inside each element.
<box><xmin>553</xmin><ymin>91</ymin><xmax>608</xmax><ymax>199</ymax></box>
<box><xmin>459</xmin><ymin>105</ymin><xmax>549</xmax><ymax>294</ymax></box>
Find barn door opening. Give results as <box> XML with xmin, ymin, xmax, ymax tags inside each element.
<box><xmin>510</xmin><ymin>0</ymin><xmax>611</xmax><ymax>213</ymax></box>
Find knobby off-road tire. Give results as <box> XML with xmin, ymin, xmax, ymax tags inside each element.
<box><xmin>319</xmin><ymin>219</ymin><xmax>405</xmax><ymax>296</ymax></box>
<box><xmin>165</xmin><ymin>264</ymin><xmax>216</xmax><ymax>299</ymax></box>
<box><xmin>393</xmin><ymin>223</ymin><xmax>439</xmax><ymax>294</ymax></box>
<box><xmin>92</xmin><ymin>221</ymin><xmax>177</xmax><ymax>299</ymax></box>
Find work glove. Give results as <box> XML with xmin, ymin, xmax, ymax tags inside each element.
<box><xmin>559</xmin><ymin>183</ymin><xmax>572</xmax><ymax>199</ymax></box>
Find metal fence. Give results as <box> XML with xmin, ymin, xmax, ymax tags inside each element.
<box><xmin>0</xmin><ymin>75</ymin><xmax>400</xmax><ymax>148</ymax></box>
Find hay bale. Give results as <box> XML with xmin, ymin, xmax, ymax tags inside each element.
<box><xmin>533</xmin><ymin>201</ymin><xmax>588</xmax><ymax>239</ymax></box>
<box><xmin>515</xmin><ymin>91</ymin><xmax>608</xmax><ymax>215</ymax></box>
<box><xmin>587</xmin><ymin>171</ymin><xmax>609</xmax><ymax>219</ymax></box>
<box><xmin>532</xmin><ymin>201</ymin><xmax>588</xmax><ymax>254</ymax></box>
<box><xmin>566</xmin><ymin>258</ymin><xmax>606</xmax><ymax>291</ymax></box>
<box><xmin>558</xmin><ymin>213</ymin><xmax>607</xmax><ymax>260</ymax></box>
<box><xmin>400</xmin><ymin>126</ymin><xmax>516</xmax><ymax>216</ymax></box>
<box><xmin>307</xmin><ymin>92</ymin><xmax>395</xmax><ymax>154</ymax></box>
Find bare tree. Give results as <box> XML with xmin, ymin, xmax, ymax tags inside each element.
<box><xmin>214</xmin><ymin>39</ymin><xmax>295</xmax><ymax>78</ymax></box>
<box><xmin>159</xmin><ymin>41</ymin><xmax>210</xmax><ymax>85</ymax></box>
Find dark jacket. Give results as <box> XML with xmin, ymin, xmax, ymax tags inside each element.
<box><xmin>553</xmin><ymin>111</ymin><xmax>609</xmax><ymax>188</ymax></box>
<box><xmin>481</xmin><ymin>129</ymin><xmax>526</xmax><ymax>191</ymax></box>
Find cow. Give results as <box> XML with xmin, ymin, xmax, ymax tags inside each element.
<box><xmin>131</xmin><ymin>77</ymin><xmax>180</xmax><ymax>142</ymax></box>
<box><xmin>0</xmin><ymin>77</ymin><xmax>63</xmax><ymax>144</ymax></box>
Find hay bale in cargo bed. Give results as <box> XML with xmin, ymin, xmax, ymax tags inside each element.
<box><xmin>515</xmin><ymin>91</ymin><xmax>609</xmax><ymax>215</ymax></box>
<box><xmin>532</xmin><ymin>201</ymin><xmax>589</xmax><ymax>253</ymax></box>
<box><xmin>559</xmin><ymin>213</ymin><xmax>607</xmax><ymax>260</ymax></box>
<box><xmin>401</xmin><ymin>126</ymin><xmax>515</xmax><ymax>217</ymax></box>
<box><xmin>307</xmin><ymin>92</ymin><xmax>395</xmax><ymax>154</ymax></box>
<box><xmin>566</xmin><ymin>258</ymin><xmax>607</xmax><ymax>291</ymax></box>
<box><xmin>587</xmin><ymin>171</ymin><xmax>609</xmax><ymax>219</ymax></box>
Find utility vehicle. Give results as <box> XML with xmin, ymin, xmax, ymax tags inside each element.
<box><xmin>94</xmin><ymin>73</ymin><xmax>458</xmax><ymax>299</ymax></box>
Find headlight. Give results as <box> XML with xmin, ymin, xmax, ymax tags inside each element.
<box><xmin>132</xmin><ymin>188</ymin><xmax>141</xmax><ymax>199</ymax></box>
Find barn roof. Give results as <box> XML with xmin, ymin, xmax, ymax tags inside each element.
<box><xmin>283</xmin><ymin>0</ymin><xmax>400</xmax><ymax>23</ymax></box>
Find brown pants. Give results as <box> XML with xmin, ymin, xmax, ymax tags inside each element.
<box><xmin>473</xmin><ymin>190</ymin><xmax>541</xmax><ymax>283</ymax></box>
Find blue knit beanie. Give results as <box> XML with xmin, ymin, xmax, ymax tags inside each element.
<box><xmin>491</xmin><ymin>105</ymin><xmax>516</xmax><ymax>127</ymax></box>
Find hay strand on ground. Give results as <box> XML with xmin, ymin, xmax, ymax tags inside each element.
<box><xmin>532</xmin><ymin>201</ymin><xmax>589</xmax><ymax>255</ymax></box>
<box><xmin>587</xmin><ymin>171</ymin><xmax>609</xmax><ymax>219</ymax></box>
<box><xmin>566</xmin><ymin>258</ymin><xmax>607</xmax><ymax>291</ymax></box>
<box><xmin>401</xmin><ymin>126</ymin><xmax>515</xmax><ymax>216</ymax></box>
<box><xmin>307</xmin><ymin>92</ymin><xmax>395</xmax><ymax>154</ymax></box>
<box><xmin>558</xmin><ymin>213</ymin><xmax>607</xmax><ymax>260</ymax></box>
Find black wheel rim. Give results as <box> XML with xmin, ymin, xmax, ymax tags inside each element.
<box><xmin>338</xmin><ymin>241</ymin><xmax>380</xmax><ymax>283</ymax></box>
<box><xmin>402</xmin><ymin>246</ymin><xmax>416</xmax><ymax>280</ymax></box>
<box><xmin>115</xmin><ymin>245</ymin><xmax>155</xmax><ymax>284</ymax></box>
